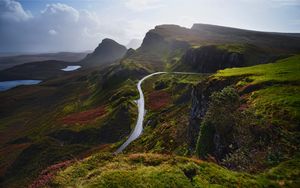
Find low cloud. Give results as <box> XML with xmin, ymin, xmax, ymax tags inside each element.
<box><xmin>0</xmin><ymin>0</ymin><xmax>131</xmax><ymax>52</ymax></box>
<box><xmin>0</xmin><ymin>0</ymin><xmax>32</xmax><ymax>21</ymax></box>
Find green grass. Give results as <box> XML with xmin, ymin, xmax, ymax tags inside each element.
<box><xmin>125</xmin><ymin>73</ymin><xmax>208</xmax><ymax>155</ymax></box>
<box><xmin>262</xmin><ymin>156</ymin><xmax>300</xmax><ymax>187</ymax></box>
<box><xmin>49</xmin><ymin>152</ymin><xmax>300</xmax><ymax>187</ymax></box>
<box><xmin>250</xmin><ymin>86</ymin><xmax>300</xmax><ymax>125</ymax></box>
<box><xmin>214</xmin><ymin>55</ymin><xmax>300</xmax><ymax>126</ymax></box>
<box><xmin>0</xmin><ymin>66</ymin><xmax>140</xmax><ymax>187</ymax></box>
<box><xmin>215</xmin><ymin>54</ymin><xmax>300</xmax><ymax>84</ymax></box>
<box><xmin>216</xmin><ymin>43</ymin><xmax>249</xmax><ymax>53</ymax></box>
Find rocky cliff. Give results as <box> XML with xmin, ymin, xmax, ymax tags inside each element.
<box><xmin>181</xmin><ymin>45</ymin><xmax>245</xmax><ymax>73</ymax></box>
<box><xmin>188</xmin><ymin>77</ymin><xmax>237</xmax><ymax>148</ymax></box>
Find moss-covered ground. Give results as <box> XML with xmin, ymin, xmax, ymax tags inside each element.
<box><xmin>48</xmin><ymin>152</ymin><xmax>300</xmax><ymax>188</ymax></box>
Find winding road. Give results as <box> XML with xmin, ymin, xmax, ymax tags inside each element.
<box><xmin>115</xmin><ymin>72</ymin><xmax>199</xmax><ymax>154</ymax></box>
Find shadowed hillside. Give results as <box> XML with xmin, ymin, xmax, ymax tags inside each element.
<box><xmin>122</xmin><ymin>24</ymin><xmax>300</xmax><ymax>72</ymax></box>
<box><xmin>80</xmin><ymin>38</ymin><xmax>127</xmax><ymax>67</ymax></box>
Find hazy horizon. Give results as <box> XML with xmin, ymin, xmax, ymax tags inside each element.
<box><xmin>1</xmin><ymin>0</ymin><xmax>300</xmax><ymax>53</ymax></box>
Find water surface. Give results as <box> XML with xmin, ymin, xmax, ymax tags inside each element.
<box><xmin>0</xmin><ymin>80</ymin><xmax>42</xmax><ymax>91</ymax></box>
<box><xmin>61</xmin><ymin>65</ymin><xmax>81</xmax><ymax>71</ymax></box>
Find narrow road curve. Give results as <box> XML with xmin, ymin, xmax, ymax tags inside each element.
<box><xmin>115</xmin><ymin>72</ymin><xmax>199</xmax><ymax>154</ymax></box>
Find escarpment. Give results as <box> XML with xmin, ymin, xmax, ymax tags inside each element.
<box><xmin>181</xmin><ymin>45</ymin><xmax>245</xmax><ymax>73</ymax></box>
<box><xmin>188</xmin><ymin>77</ymin><xmax>238</xmax><ymax>149</ymax></box>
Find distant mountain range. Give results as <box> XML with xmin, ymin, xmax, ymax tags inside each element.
<box><xmin>0</xmin><ymin>52</ymin><xmax>89</xmax><ymax>71</ymax></box>
<box><xmin>0</xmin><ymin>39</ymin><xmax>127</xmax><ymax>81</ymax></box>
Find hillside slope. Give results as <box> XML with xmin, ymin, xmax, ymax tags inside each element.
<box><xmin>0</xmin><ymin>24</ymin><xmax>299</xmax><ymax>187</ymax></box>
<box><xmin>80</xmin><ymin>38</ymin><xmax>127</xmax><ymax>67</ymax></box>
<box><xmin>121</xmin><ymin>24</ymin><xmax>300</xmax><ymax>73</ymax></box>
<box><xmin>47</xmin><ymin>153</ymin><xmax>300</xmax><ymax>188</ymax></box>
<box><xmin>29</xmin><ymin>54</ymin><xmax>300</xmax><ymax>188</ymax></box>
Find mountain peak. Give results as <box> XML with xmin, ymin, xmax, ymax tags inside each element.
<box><xmin>100</xmin><ymin>38</ymin><xmax>120</xmax><ymax>45</ymax></box>
<box><xmin>82</xmin><ymin>38</ymin><xmax>127</xmax><ymax>66</ymax></box>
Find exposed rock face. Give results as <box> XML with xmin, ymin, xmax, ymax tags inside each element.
<box><xmin>82</xmin><ymin>38</ymin><xmax>127</xmax><ymax>66</ymax></box>
<box><xmin>181</xmin><ymin>46</ymin><xmax>244</xmax><ymax>73</ymax></box>
<box><xmin>188</xmin><ymin>77</ymin><xmax>237</xmax><ymax>149</ymax></box>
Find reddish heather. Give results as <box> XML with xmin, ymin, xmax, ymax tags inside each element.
<box><xmin>61</xmin><ymin>106</ymin><xmax>106</xmax><ymax>125</ymax></box>
<box><xmin>28</xmin><ymin>160</ymin><xmax>74</xmax><ymax>188</ymax></box>
<box><xmin>147</xmin><ymin>91</ymin><xmax>171</xmax><ymax>110</ymax></box>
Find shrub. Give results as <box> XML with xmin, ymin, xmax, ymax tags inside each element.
<box><xmin>196</xmin><ymin>86</ymin><xmax>239</xmax><ymax>160</ymax></box>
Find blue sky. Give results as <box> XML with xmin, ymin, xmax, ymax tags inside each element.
<box><xmin>1</xmin><ymin>0</ymin><xmax>300</xmax><ymax>53</ymax></box>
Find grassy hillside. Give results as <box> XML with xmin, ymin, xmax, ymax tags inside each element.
<box><xmin>46</xmin><ymin>153</ymin><xmax>299</xmax><ymax>188</ymax></box>
<box><xmin>1</xmin><ymin>25</ymin><xmax>300</xmax><ymax>187</ymax></box>
<box><xmin>35</xmin><ymin>55</ymin><xmax>299</xmax><ymax>188</ymax></box>
<box><xmin>195</xmin><ymin>55</ymin><xmax>300</xmax><ymax>172</ymax></box>
<box><xmin>0</xmin><ymin>65</ymin><xmax>143</xmax><ymax>187</ymax></box>
<box><xmin>215</xmin><ymin>54</ymin><xmax>300</xmax><ymax>127</ymax></box>
<box><xmin>125</xmin><ymin>73</ymin><xmax>208</xmax><ymax>155</ymax></box>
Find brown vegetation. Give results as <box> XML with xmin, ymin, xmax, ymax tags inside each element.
<box><xmin>147</xmin><ymin>91</ymin><xmax>171</xmax><ymax>110</ymax></box>
<box><xmin>61</xmin><ymin>106</ymin><xmax>106</xmax><ymax>125</ymax></box>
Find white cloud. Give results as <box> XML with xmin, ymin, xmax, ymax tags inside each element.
<box><xmin>0</xmin><ymin>0</ymin><xmax>299</xmax><ymax>52</ymax></box>
<box><xmin>41</xmin><ymin>3</ymin><xmax>79</xmax><ymax>23</ymax></box>
<box><xmin>48</xmin><ymin>29</ymin><xmax>57</xmax><ymax>35</ymax></box>
<box><xmin>0</xmin><ymin>0</ymin><xmax>32</xmax><ymax>21</ymax></box>
<box><xmin>0</xmin><ymin>1</ymin><xmax>129</xmax><ymax>52</ymax></box>
<box><xmin>125</xmin><ymin>0</ymin><xmax>163</xmax><ymax>11</ymax></box>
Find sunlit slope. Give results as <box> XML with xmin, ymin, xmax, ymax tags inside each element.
<box><xmin>48</xmin><ymin>153</ymin><xmax>299</xmax><ymax>187</ymax></box>
<box><xmin>215</xmin><ymin>54</ymin><xmax>300</xmax><ymax>126</ymax></box>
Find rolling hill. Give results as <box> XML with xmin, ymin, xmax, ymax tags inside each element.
<box><xmin>0</xmin><ymin>52</ymin><xmax>89</xmax><ymax>71</ymax></box>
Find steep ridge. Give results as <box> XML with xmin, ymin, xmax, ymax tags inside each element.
<box><xmin>81</xmin><ymin>38</ymin><xmax>127</xmax><ymax>67</ymax></box>
<box><xmin>124</xmin><ymin>24</ymin><xmax>300</xmax><ymax>72</ymax></box>
<box><xmin>191</xmin><ymin>23</ymin><xmax>300</xmax><ymax>53</ymax></box>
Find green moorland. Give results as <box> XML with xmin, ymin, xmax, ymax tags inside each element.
<box><xmin>195</xmin><ymin>55</ymin><xmax>299</xmax><ymax>171</ymax></box>
<box><xmin>215</xmin><ymin>54</ymin><xmax>300</xmax><ymax>127</ymax></box>
<box><xmin>47</xmin><ymin>153</ymin><xmax>299</xmax><ymax>187</ymax></box>
<box><xmin>44</xmin><ymin>55</ymin><xmax>300</xmax><ymax>187</ymax></box>
<box><xmin>0</xmin><ymin>65</ymin><xmax>143</xmax><ymax>187</ymax></box>
<box><xmin>126</xmin><ymin>73</ymin><xmax>208</xmax><ymax>155</ymax></box>
<box><xmin>1</xmin><ymin>52</ymin><xmax>299</xmax><ymax>187</ymax></box>
<box><xmin>0</xmin><ymin>62</ymin><xmax>209</xmax><ymax>187</ymax></box>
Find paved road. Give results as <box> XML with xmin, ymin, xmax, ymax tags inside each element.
<box><xmin>115</xmin><ymin>72</ymin><xmax>200</xmax><ymax>153</ymax></box>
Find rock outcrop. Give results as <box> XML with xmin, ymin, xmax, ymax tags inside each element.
<box><xmin>188</xmin><ymin>77</ymin><xmax>237</xmax><ymax>149</ymax></box>
<box><xmin>181</xmin><ymin>45</ymin><xmax>244</xmax><ymax>73</ymax></box>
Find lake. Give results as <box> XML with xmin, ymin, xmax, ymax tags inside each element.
<box><xmin>61</xmin><ymin>65</ymin><xmax>81</xmax><ymax>71</ymax></box>
<box><xmin>0</xmin><ymin>80</ymin><xmax>42</xmax><ymax>91</ymax></box>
